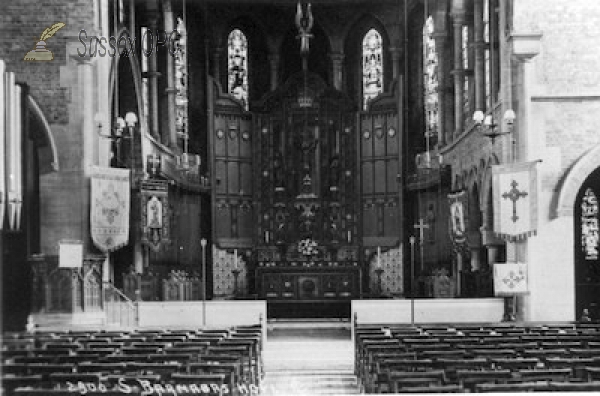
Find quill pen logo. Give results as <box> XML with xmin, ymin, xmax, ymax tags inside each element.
<box><xmin>23</xmin><ymin>22</ymin><xmax>66</xmax><ymax>61</ymax></box>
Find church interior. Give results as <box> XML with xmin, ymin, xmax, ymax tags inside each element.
<box><xmin>2</xmin><ymin>0</ymin><xmax>600</xmax><ymax>394</ymax></box>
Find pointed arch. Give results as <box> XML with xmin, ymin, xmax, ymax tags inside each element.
<box><xmin>556</xmin><ymin>145</ymin><xmax>600</xmax><ymax>218</ymax></box>
<box><xmin>27</xmin><ymin>95</ymin><xmax>59</xmax><ymax>173</ymax></box>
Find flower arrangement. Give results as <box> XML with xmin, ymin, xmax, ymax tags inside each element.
<box><xmin>298</xmin><ymin>238</ymin><xmax>318</xmax><ymax>256</ymax></box>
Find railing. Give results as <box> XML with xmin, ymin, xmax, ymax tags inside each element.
<box><xmin>103</xmin><ymin>282</ymin><xmax>138</xmax><ymax>328</ymax></box>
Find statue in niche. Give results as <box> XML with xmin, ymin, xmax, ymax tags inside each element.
<box><xmin>295</xmin><ymin>2</ymin><xmax>314</xmax><ymax>55</ymax></box>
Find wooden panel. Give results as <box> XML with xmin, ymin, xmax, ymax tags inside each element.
<box><xmin>227</xmin><ymin>161</ymin><xmax>239</xmax><ymax>194</ymax></box>
<box><xmin>387</xmin><ymin>159</ymin><xmax>399</xmax><ymax>193</ymax></box>
<box><xmin>386</xmin><ymin>114</ymin><xmax>399</xmax><ymax>155</ymax></box>
<box><xmin>215</xmin><ymin>160</ymin><xmax>227</xmax><ymax>194</ymax></box>
<box><xmin>240</xmin><ymin>162</ymin><xmax>253</xmax><ymax>195</ymax></box>
<box><xmin>237</xmin><ymin>206</ymin><xmax>254</xmax><ymax>240</ymax></box>
<box><xmin>361</xmin><ymin>117</ymin><xmax>372</xmax><ymax>157</ymax></box>
<box><xmin>228</xmin><ymin>125</ymin><xmax>240</xmax><ymax>157</ymax></box>
<box><xmin>374</xmin><ymin>160</ymin><xmax>386</xmax><ymax>194</ymax></box>
<box><xmin>362</xmin><ymin>162</ymin><xmax>373</xmax><ymax>194</ymax></box>
<box><xmin>362</xmin><ymin>202</ymin><xmax>377</xmax><ymax>237</ymax></box>
<box><xmin>239</xmin><ymin>121</ymin><xmax>252</xmax><ymax>158</ymax></box>
<box><xmin>215</xmin><ymin>204</ymin><xmax>231</xmax><ymax>239</ymax></box>
<box><xmin>214</xmin><ymin>122</ymin><xmax>227</xmax><ymax>156</ymax></box>
<box><xmin>383</xmin><ymin>203</ymin><xmax>399</xmax><ymax>236</ymax></box>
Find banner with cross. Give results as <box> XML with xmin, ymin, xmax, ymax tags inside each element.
<box><xmin>493</xmin><ymin>262</ymin><xmax>528</xmax><ymax>295</ymax></box>
<box><xmin>492</xmin><ymin>161</ymin><xmax>538</xmax><ymax>241</ymax></box>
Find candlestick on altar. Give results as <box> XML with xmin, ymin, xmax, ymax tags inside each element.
<box><xmin>377</xmin><ymin>246</ymin><xmax>381</xmax><ymax>268</ymax></box>
<box><xmin>233</xmin><ymin>249</ymin><xmax>238</xmax><ymax>269</ymax></box>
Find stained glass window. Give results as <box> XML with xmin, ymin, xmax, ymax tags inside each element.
<box><xmin>581</xmin><ymin>188</ymin><xmax>599</xmax><ymax>261</ymax></box>
<box><xmin>362</xmin><ymin>29</ymin><xmax>383</xmax><ymax>110</ymax></box>
<box><xmin>462</xmin><ymin>25</ymin><xmax>470</xmax><ymax>116</ymax></box>
<box><xmin>228</xmin><ymin>29</ymin><xmax>249</xmax><ymax>110</ymax></box>
<box><xmin>174</xmin><ymin>18</ymin><xmax>188</xmax><ymax>139</ymax></box>
<box><xmin>423</xmin><ymin>16</ymin><xmax>439</xmax><ymax>140</ymax></box>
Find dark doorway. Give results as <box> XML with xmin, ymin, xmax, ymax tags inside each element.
<box><xmin>574</xmin><ymin>166</ymin><xmax>600</xmax><ymax>321</ymax></box>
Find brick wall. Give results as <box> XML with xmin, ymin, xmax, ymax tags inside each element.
<box><xmin>1</xmin><ymin>0</ymin><xmax>98</xmax><ymax>254</ymax></box>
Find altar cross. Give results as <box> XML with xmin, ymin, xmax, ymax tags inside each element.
<box><xmin>502</xmin><ymin>180</ymin><xmax>528</xmax><ymax>223</ymax></box>
<box><xmin>414</xmin><ymin>218</ymin><xmax>429</xmax><ymax>243</ymax></box>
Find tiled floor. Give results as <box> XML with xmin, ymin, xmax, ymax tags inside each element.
<box><xmin>260</xmin><ymin>321</ymin><xmax>359</xmax><ymax>395</ymax></box>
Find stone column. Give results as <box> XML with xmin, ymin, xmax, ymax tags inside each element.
<box><xmin>451</xmin><ymin>12</ymin><xmax>466</xmax><ymax>138</ymax></box>
<box><xmin>146</xmin><ymin>8</ymin><xmax>161</xmax><ymax>141</ymax></box>
<box><xmin>432</xmin><ymin>33</ymin><xmax>447</xmax><ymax>146</ymax></box>
<box><xmin>388</xmin><ymin>47</ymin><xmax>402</xmax><ymax>81</ymax></box>
<box><xmin>268</xmin><ymin>54</ymin><xmax>280</xmax><ymax>91</ymax></box>
<box><xmin>473</xmin><ymin>0</ymin><xmax>486</xmax><ymax>112</ymax></box>
<box><xmin>329</xmin><ymin>52</ymin><xmax>345</xmax><ymax>91</ymax></box>
<box><xmin>163</xmin><ymin>0</ymin><xmax>177</xmax><ymax>148</ymax></box>
<box><xmin>213</xmin><ymin>47</ymin><xmax>223</xmax><ymax>85</ymax></box>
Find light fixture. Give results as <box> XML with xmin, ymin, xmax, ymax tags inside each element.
<box><xmin>473</xmin><ymin>109</ymin><xmax>516</xmax><ymax>144</ymax></box>
<box><xmin>95</xmin><ymin>112</ymin><xmax>138</xmax><ymax>168</ymax></box>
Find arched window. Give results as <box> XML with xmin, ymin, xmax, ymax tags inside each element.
<box><xmin>228</xmin><ymin>29</ymin><xmax>249</xmax><ymax>110</ymax></box>
<box><xmin>581</xmin><ymin>188</ymin><xmax>599</xmax><ymax>261</ymax></box>
<box><xmin>174</xmin><ymin>17</ymin><xmax>188</xmax><ymax>139</ymax></box>
<box><xmin>423</xmin><ymin>16</ymin><xmax>439</xmax><ymax>141</ymax></box>
<box><xmin>362</xmin><ymin>28</ymin><xmax>383</xmax><ymax>110</ymax></box>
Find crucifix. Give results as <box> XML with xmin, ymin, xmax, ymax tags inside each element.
<box><xmin>413</xmin><ymin>218</ymin><xmax>429</xmax><ymax>275</ymax></box>
<box><xmin>502</xmin><ymin>180</ymin><xmax>528</xmax><ymax>223</ymax></box>
<box><xmin>414</xmin><ymin>218</ymin><xmax>429</xmax><ymax>243</ymax></box>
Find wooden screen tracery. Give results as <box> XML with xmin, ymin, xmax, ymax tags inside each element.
<box><xmin>211</xmin><ymin>79</ymin><xmax>254</xmax><ymax>248</ymax></box>
<box><xmin>360</xmin><ymin>88</ymin><xmax>402</xmax><ymax>248</ymax></box>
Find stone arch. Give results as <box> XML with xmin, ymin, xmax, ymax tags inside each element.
<box><xmin>27</xmin><ymin>95</ymin><xmax>60</xmax><ymax>173</ymax></box>
<box><xmin>555</xmin><ymin>145</ymin><xmax>600</xmax><ymax>218</ymax></box>
<box><xmin>108</xmin><ymin>27</ymin><xmax>148</xmax><ymax>144</ymax></box>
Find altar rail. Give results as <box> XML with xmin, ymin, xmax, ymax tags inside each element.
<box><xmin>352</xmin><ymin>298</ymin><xmax>505</xmax><ymax>338</ymax></box>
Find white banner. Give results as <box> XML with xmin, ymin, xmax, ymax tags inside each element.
<box><xmin>494</xmin><ymin>262</ymin><xmax>528</xmax><ymax>295</ymax></box>
<box><xmin>90</xmin><ymin>166</ymin><xmax>130</xmax><ymax>252</ymax></box>
<box><xmin>492</xmin><ymin>161</ymin><xmax>538</xmax><ymax>241</ymax></box>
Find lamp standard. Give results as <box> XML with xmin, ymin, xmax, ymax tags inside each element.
<box><xmin>409</xmin><ymin>236</ymin><xmax>416</xmax><ymax>326</ymax></box>
<box><xmin>200</xmin><ymin>238</ymin><xmax>207</xmax><ymax>328</ymax></box>
<box><xmin>473</xmin><ymin>108</ymin><xmax>517</xmax><ymax>322</ymax></box>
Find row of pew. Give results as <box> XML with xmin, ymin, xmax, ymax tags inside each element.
<box><xmin>1</xmin><ymin>325</ymin><xmax>264</xmax><ymax>396</ymax></box>
<box><xmin>355</xmin><ymin>322</ymin><xmax>600</xmax><ymax>393</ymax></box>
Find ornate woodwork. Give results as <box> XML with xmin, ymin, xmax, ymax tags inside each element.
<box><xmin>29</xmin><ymin>254</ymin><xmax>105</xmax><ymax>314</ymax></box>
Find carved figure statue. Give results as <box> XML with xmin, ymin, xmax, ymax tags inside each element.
<box><xmin>295</xmin><ymin>2</ymin><xmax>314</xmax><ymax>55</ymax></box>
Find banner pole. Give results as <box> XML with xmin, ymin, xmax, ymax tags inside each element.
<box><xmin>200</xmin><ymin>238</ymin><xmax>207</xmax><ymax>328</ymax></box>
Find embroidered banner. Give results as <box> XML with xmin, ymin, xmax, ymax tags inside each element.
<box><xmin>448</xmin><ymin>190</ymin><xmax>468</xmax><ymax>250</ymax></box>
<box><xmin>140</xmin><ymin>179</ymin><xmax>170</xmax><ymax>252</ymax></box>
<box><xmin>492</xmin><ymin>161</ymin><xmax>538</xmax><ymax>241</ymax></box>
<box><xmin>494</xmin><ymin>262</ymin><xmax>528</xmax><ymax>295</ymax></box>
<box><xmin>90</xmin><ymin>166</ymin><xmax>130</xmax><ymax>252</ymax></box>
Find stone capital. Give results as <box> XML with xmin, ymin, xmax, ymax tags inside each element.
<box><xmin>328</xmin><ymin>52</ymin><xmax>345</xmax><ymax>63</ymax></box>
<box><xmin>509</xmin><ymin>31</ymin><xmax>543</xmax><ymax>62</ymax></box>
